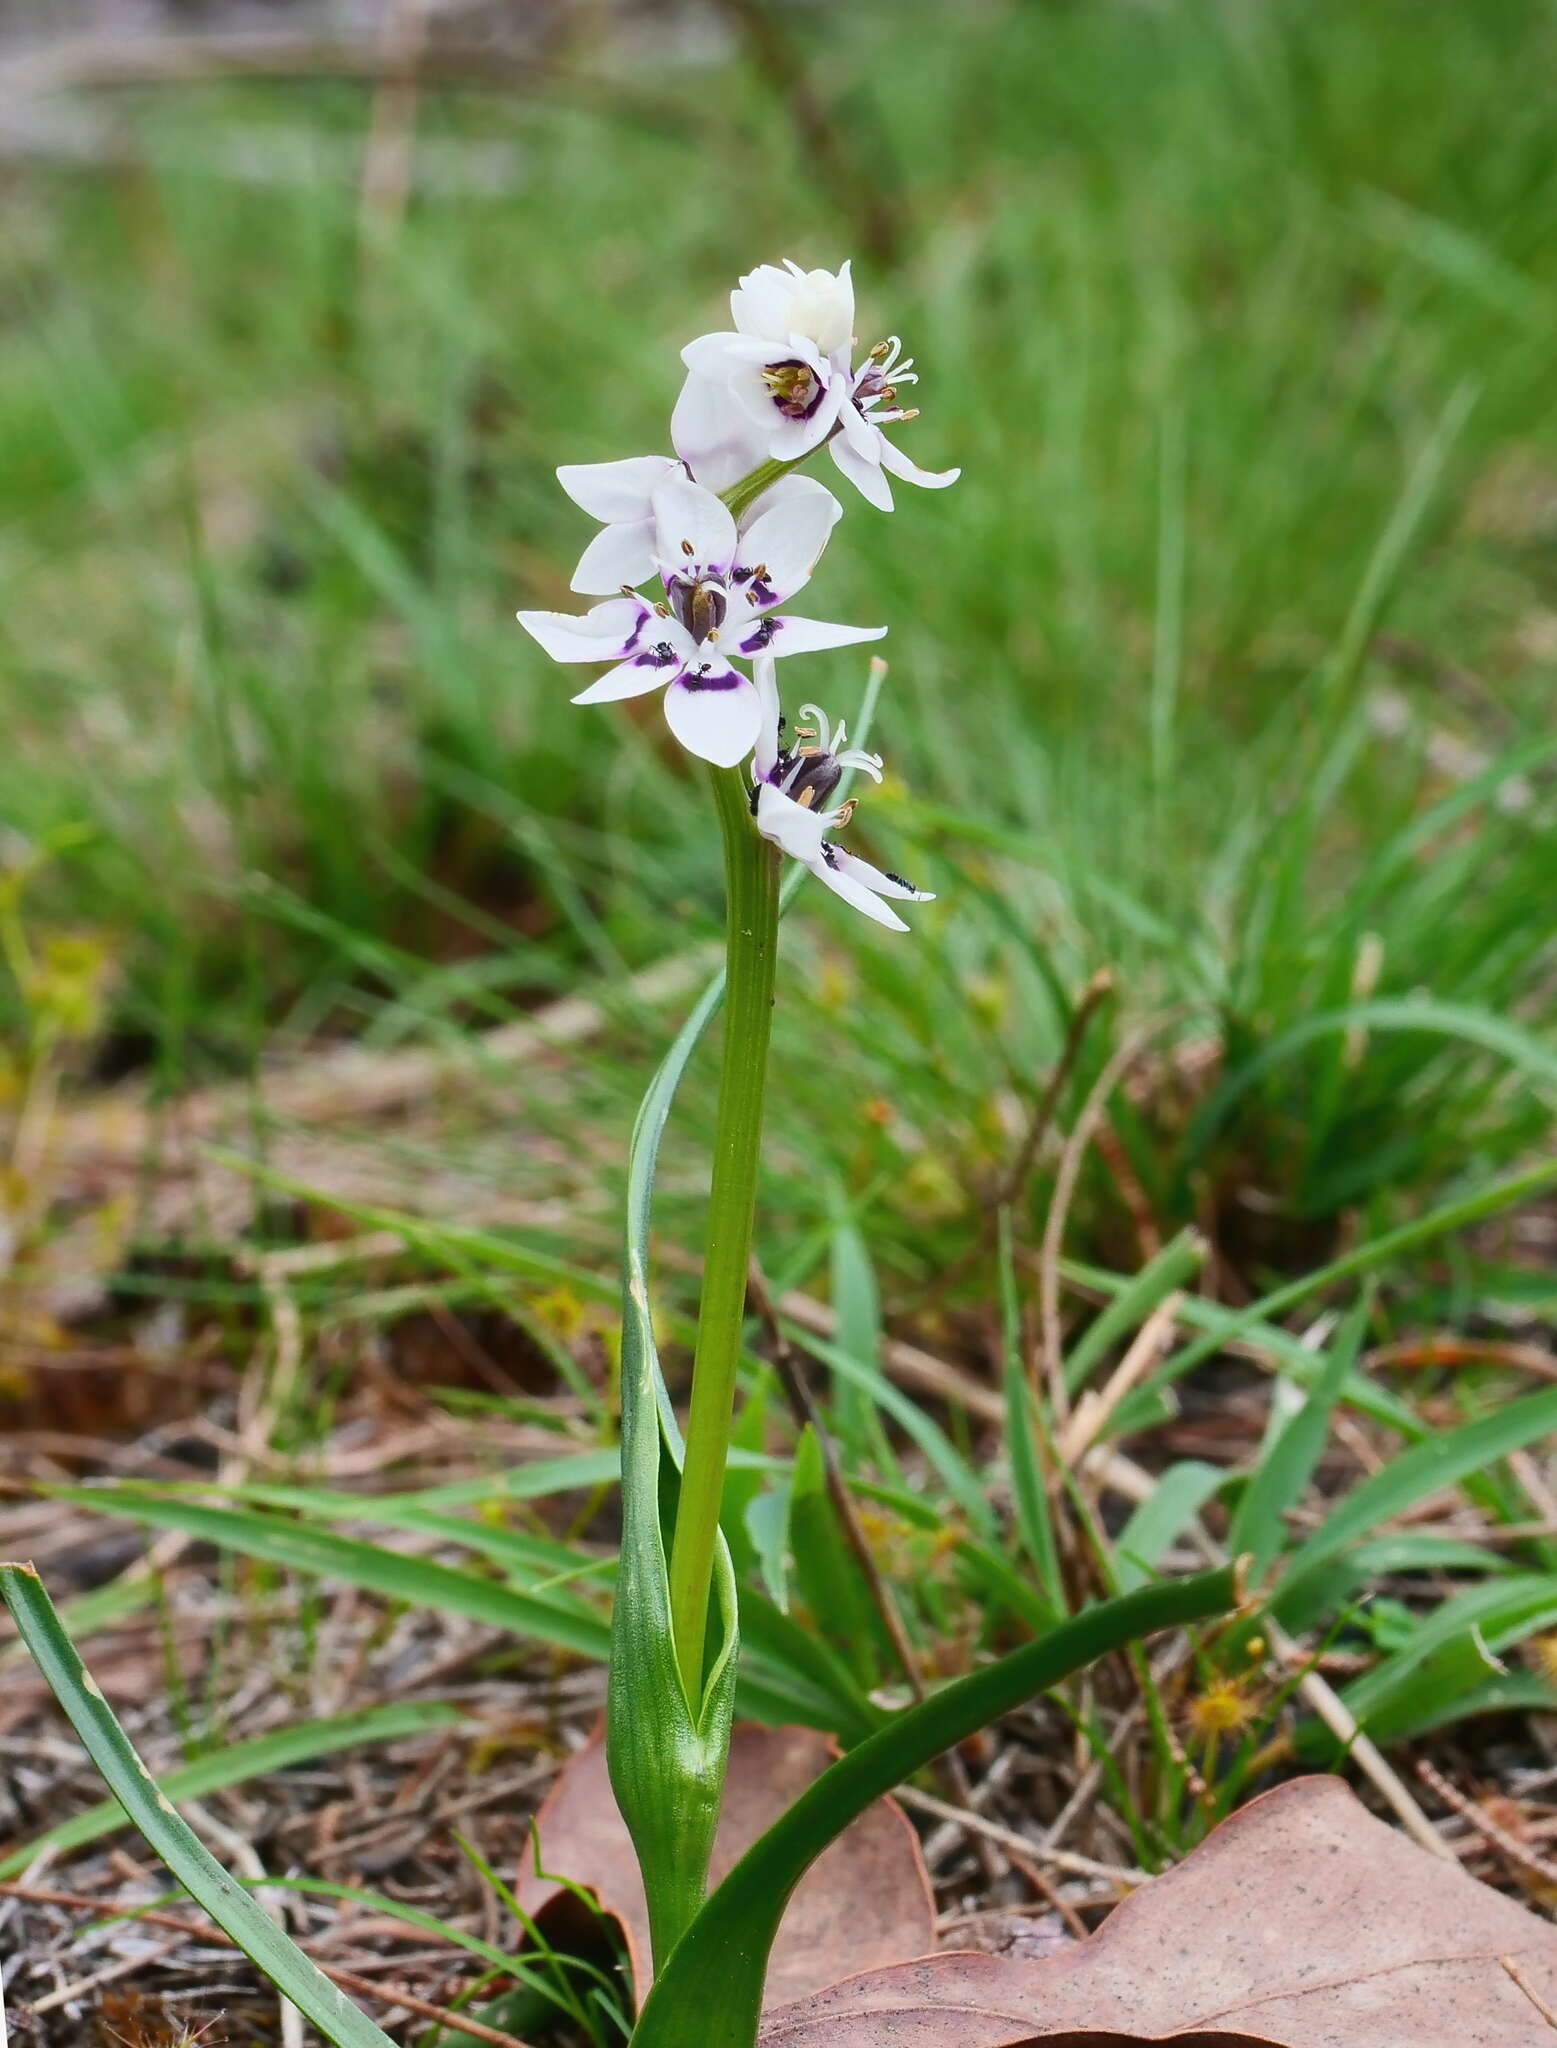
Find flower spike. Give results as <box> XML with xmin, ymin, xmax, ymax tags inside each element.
<box><xmin>519</xmin><ymin>472</ymin><xmax>883</xmax><ymax>767</ymax></box>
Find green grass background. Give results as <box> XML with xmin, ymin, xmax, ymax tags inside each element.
<box><xmin>4</xmin><ymin>0</ymin><xmax>1555</xmax><ymax>1279</ymax></box>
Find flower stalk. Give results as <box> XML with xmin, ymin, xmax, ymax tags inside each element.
<box><xmin>666</xmin><ymin>760</ymin><xmax>781</xmax><ymax>1693</ymax></box>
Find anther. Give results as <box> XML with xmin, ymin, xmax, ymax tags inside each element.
<box><xmin>680</xmin><ymin>539</ymin><xmax>695</xmax><ymax>557</ymax></box>
<box><xmin>654</xmin><ymin>601</ymin><xmax>670</xmax><ymax>617</ymax></box>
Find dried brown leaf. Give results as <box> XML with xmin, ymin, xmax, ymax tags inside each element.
<box><xmin>515</xmin><ymin>1721</ymin><xmax>935</xmax><ymax>2009</ymax></box>
<box><xmin>758</xmin><ymin>1776</ymin><xmax>1557</xmax><ymax>2046</ymax></box>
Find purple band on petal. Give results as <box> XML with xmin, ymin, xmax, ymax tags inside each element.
<box><xmin>738</xmin><ymin>618</ymin><xmax>778</xmax><ymax>652</ymax></box>
<box><xmin>732</xmin><ymin>565</ymin><xmax>779</xmax><ymax>608</ymax></box>
<box><xmin>633</xmin><ymin>640</ymin><xmax>682</xmax><ymax>668</ymax></box>
<box><xmin>681</xmin><ymin>665</ymin><xmax>742</xmax><ymax>692</ymax></box>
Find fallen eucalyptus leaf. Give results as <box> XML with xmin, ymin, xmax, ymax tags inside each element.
<box><xmin>756</xmin><ymin>1775</ymin><xmax>1557</xmax><ymax>2046</ymax></box>
<box><xmin>516</xmin><ymin>1722</ymin><xmax>934</xmax><ymax>2009</ymax></box>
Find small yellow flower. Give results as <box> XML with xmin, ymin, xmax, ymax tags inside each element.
<box><xmin>528</xmin><ymin>1283</ymin><xmax>587</xmax><ymax>1343</ymax></box>
<box><xmin>1527</xmin><ymin>1632</ymin><xmax>1557</xmax><ymax>1689</ymax></box>
<box><xmin>1185</xmin><ymin>1678</ymin><xmax>1261</xmax><ymax>1741</ymax></box>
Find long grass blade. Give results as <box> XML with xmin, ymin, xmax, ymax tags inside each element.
<box><xmin>0</xmin><ymin>1564</ymin><xmax>395</xmax><ymax>2048</ymax></box>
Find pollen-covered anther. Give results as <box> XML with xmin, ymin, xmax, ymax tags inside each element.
<box><xmin>680</xmin><ymin>538</ymin><xmax>695</xmax><ymax>556</ymax></box>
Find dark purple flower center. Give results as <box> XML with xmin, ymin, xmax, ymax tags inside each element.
<box><xmin>665</xmin><ymin>573</ymin><xmax>728</xmax><ymax>644</ymax></box>
<box><xmin>762</xmin><ymin>359</ymin><xmax>825</xmax><ymax>422</ymax></box>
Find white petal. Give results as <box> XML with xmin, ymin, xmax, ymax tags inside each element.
<box><xmin>814</xmin><ymin>856</ymin><xmax>912</xmax><ymax>931</ymax></box>
<box><xmin>878</xmin><ymin>436</ymin><xmax>961</xmax><ymax>491</ymax></box>
<box><xmin>756</xmin><ymin>780</ymin><xmax>828</xmax><ymax>863</ymax></box>
<box><xmin>747</xmin><ymin>614</ymin><xmax>888</xmax><ymax>659</ymax></box>
<box><xmin>671</xmin><ymin>371</ymin><xmax>769</xmax><ymax>495</ymax></box>
<box><xmin>828</xmin><ymin>847</ymin><xmax>934</xmax><ymax>902</ymax></box>
<box><xmin>664</xmin><ymin>669</ymin><xmax>762</xmax><ymax>767</ymax></box>
<box><xmin>733</xmin><ymin>261</ymin><xmax>855</xmax><ymax>355</ymax></box>
<box><xmin>569</xmin><ymin>518</ymin><xmax>658</xmax><ymax>596</ymax></box>
<box><xmin>652</xmin><ymin>470</ymin><xmax>737</xmax><ymax>581</ymax></box>
<box><xmin>753</xmin><ymin>654</ymin><xmax>782</xmax><ymax>780</ymax></box>
<box><xmin>737</xmin><ymin>471</ymin><xmax>839</xmax><ymax>528</ymax></box>
<box><xmin>829</xmin><ymin>432</ymin><xmax>895</xmax><ymax>512</ymax></box>
<box><xmin>765</xmin><ymin>376</ymin><xmax>846</xmax><ymax>462</ymax></box>
<box><xmin>571</xmin><ymin>655</ymin><xmax>677</xmax><ymax>705</ymax></box>
<box><xmin>682</xmin><ymin>331</ymin><xmax>778</xmax><ymax>375</ymax></box>
<box><xmin>734</xmin><ymin>483</ymin><xmax>842</xmax><ymax>609</ymax></box>
<box><xmin>731</xmin><ymin>266</ymin><xmax>795</xmax><ymax>341</ymax></box>
<box><xmin>838</xmin><ymin>401</ymin><xmax>880</xmax><ymax>459</ymax></box>
<box><xmin>809</xmin><ymin>259</ymin><xmax>854</xmax><ymax>357</ymax></box>
<box><xmin>556</xmin><ymin>455</ymin><xmax>676</xmax><ymax>524</ymax></box>
<box><xmin>516</xmin><ymin>596</ymin><xmax>647</xmax><ymax>663</ymax></box>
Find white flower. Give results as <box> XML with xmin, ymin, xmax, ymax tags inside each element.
<box><xmin>558</xmin><ymin>459</ymin><xmax>834</xmax><ymax>597</ymax></box>
<box><xmin>751</xmin><ymin>689</ymin><xmax>933</xmax><ymax>932</ymax></box>
<box><xmin>556</xmin><ymin>454</ymin><xmax>677</xmax><ymax>595</ymax></box>
<box><xmin>733</xmin><ymin>259</ymin><xmax>858</xmax><ymax>356</ymax></box>
<box><xmin>517</xmin><ymin>472</ymin><xmax>884</xmax><ymax>768</ymax></box>
<box><xmin>674</xmin><ymin>256</ymin><xmax>960</xmax><ymax>511</ymax></box>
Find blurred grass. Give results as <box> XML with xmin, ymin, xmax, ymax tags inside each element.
<box><xmin>2</xmin><ymin>0</ymin><xmax>1555</xmax><ymax>1280</ymax></box>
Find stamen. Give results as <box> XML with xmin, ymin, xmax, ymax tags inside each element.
<box><xmin>654</xmin><ymin>601</ymin><xmax>670</xmax><ymax>617</ymax></box>
<box><xmin>834</xmin><ymin>797</ymin><xmax>858</xmax><ymax>828</ymax></box>
<box><xmin>680</xmin><ymin>538</ymin><xmax>695</xmax><ymax>557</ymax></box>
<box><xmin>798</xmin><ymin>702</ymin><xmax>833</xmax><ymax>755</ymax></box>
<box><xmin>761</xmin><ymin>359</ymin><xmax>824</xmax><ymax>421</ymax></box>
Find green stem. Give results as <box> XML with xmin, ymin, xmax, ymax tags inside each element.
<box><xmin>667</xmin><ymin>763</ymin><xmax>780</xmax><ymax>1693</ymax></box>
<box><xmin>721</xmin><ymin>455</ymin><xmax>805</xmax><ymax>521</ymax></box>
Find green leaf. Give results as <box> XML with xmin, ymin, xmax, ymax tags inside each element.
<box><xmin>781</xmin><ymin>1326</ymin><xmax>995</xmax><ymax>1538</ymax></box>
<box><xmin>58</xmin><ymin>1481</ymin><xmax>832</xmax><ymax>1734</ymax></box>
<box><xmin>999</xmin><ymin>1210</ymin><xmax>1061</xmax><ymax>1612</ymax></box>
<box><xmin>0</xmin><ymin>1564</ymin><xmax>395</xmax><ymax>2048</ymax></box>
<box><xmin>1187</xmin><ymin>997</ymin><xmax>1557</xmax><ymax>1165</ymax></box>
<box><xmin>1114</xmin><ymin>1461</ymin><xmax>1228</xmax><ymax>1593</ymax></box>
<box><xmin>52</xmin><ymin>1487</ymin><xmax>615</xmax><ymax>1659</ymax></box>
<box><xmin>607</xmin><ymin>972</ymin><xmax>741</xmax><ymax>1970</ymax></box>
<box><xmin>1381</xmin><ymin>1671</ymin><xmax>1557</xmax><ymax>1740</ymax></box>
<box><xmin>631</xmin><ymin>1565</ymin><xmax>1239</xmax><ymax>2048</ymax></box>
<box><xmin>0</xmin><ymin>1699</ymin><xmax>459</xmax><ymax>1879</ymax></box>
<box><xmin>1271</xmin><ymin>1386</ymin><xmax>1557</xmax><ymax>1624</ymax></box>
<box><xmin>1229</xmin><ymin>1295</ymin><xmax>1370</xmax><ymax>1582</ymax></box>
<box><xmin>1320</xmin><ymin>1573</ymin><xmax>1557</xmax><ymax>1749</ymax></box>
<box><xmin>788</xmin><ymin>1427</ymin><xmax>890</xmax><ymax>1687</ymax></box>
<box><xmin>828</xmin><ymin>1194</ymin><xmax>884</xmax><ymax>1465</ymax></box>
<box><xmin>1149</xmin><ymin>1159</ymin><xmax>1557</xmax><ymax>1396</ymax></box>
<box><xmin>1063</xmin><ymin>1228</ymin><xmax>1205</xmax><ymax>1398</ymax></box>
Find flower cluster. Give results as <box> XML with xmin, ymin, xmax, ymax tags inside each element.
<box><xmin>517</xmin><ymin>259</ymin><xmax>957</xmax><ymax>929</ymax></box>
